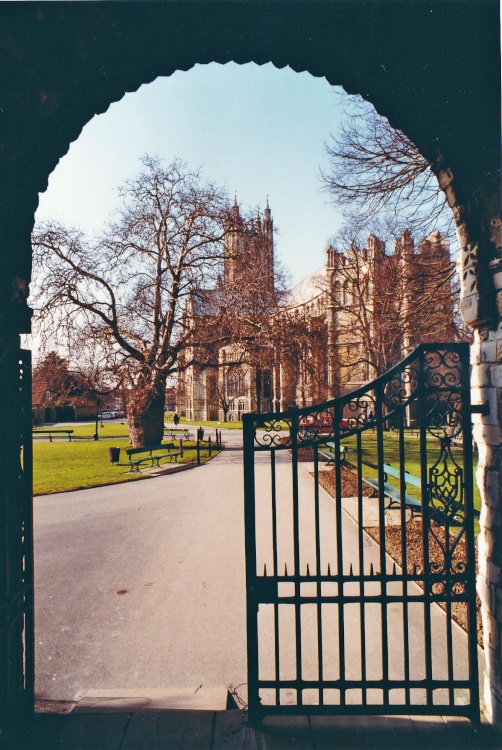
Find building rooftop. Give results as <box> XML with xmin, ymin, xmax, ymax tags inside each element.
<box><xmin>285</xmin><ymin>267</ymin><xmax>326</xmax><ymax>309</ymax></box>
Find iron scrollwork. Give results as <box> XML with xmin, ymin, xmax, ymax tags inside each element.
<box><xmin>429</xmin><ymin>437</ymin><xmax>465</xmax><ymax>526</ymax></box>
<box><xmin>340</xmin><ymin>394</ymin><xmax>376</xmax><ymax>436</ymax></box>
<box><xmin>383</xmin><ymin>361</ymin><xmax>419</xmax><ymax>412</ymax></box>
<box><xmin>254</xmin><ymin>418</ymin><xmax>292</xmax><ymax>448</ymax></box>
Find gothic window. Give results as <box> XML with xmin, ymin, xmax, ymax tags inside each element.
<box><xmin>263</xmin><ymin>370</ymin><xmax>273</xmax><ymax>399</ymax></box>
<box><xmin>343</xmin><ymin>280</ymin><xmax>352</xmax><ymax>305</ymax></box>
<box><xmin>227</xmin><ymin>368</ymin><xmax>245</xmax><ymax>397</ymax></box>
<box><xmin>207</xmin><ymin>375</ymin><xmax>217</xmax><ymax>400</ymax></box>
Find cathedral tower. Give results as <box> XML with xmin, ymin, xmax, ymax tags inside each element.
<box><xmin>223</xmin><ymin>198</ymin><xmax>275</xmax><ymax>294</ymax></box>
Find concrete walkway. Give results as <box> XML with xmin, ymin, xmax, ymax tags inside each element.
<box><xmin>34</xmin><ymin>428</ymin><xmax>248</xmax><ymax>705</ymax></box>
<box><xmin>25</xmin><ymin>708</ymin><xmax>502</xmax><ymax>749</ymax></box>
<box><xmin>31</xmin><ymin>428</ymin><xmax>498</xmax><ymax>748</ymax></box>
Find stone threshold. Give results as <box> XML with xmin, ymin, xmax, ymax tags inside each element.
<box><xmin>36</xmin><ymin>687</ymin><xmax>238</xmax><ymax>714</ymax></box>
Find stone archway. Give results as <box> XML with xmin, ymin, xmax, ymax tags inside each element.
<box><xmin>0</xmin><ymin>0</ymin><xmax>500</xmax><ymax>737</ymax></box>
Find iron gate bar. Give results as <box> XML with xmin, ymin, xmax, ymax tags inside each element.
<box><xmin>244</xmin><ymin>343</ymin><xmax>479</xmax><ymax>724</ymax></box>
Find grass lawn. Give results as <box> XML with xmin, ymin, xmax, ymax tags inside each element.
<box><xmin>165</xmin><ymin>414</ymin><xmax>243</xmax><ymax>430</ymax></box>
<box><xmin>33</xmin><ymin>438</ymin><xmax>219</xmax><ymax>496</ymax></box>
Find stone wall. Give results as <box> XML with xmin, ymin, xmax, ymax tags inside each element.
<box><xmin>471</xmin><ymin>327</ymin><xmax>502</xmax><ymax>726</ymax></box>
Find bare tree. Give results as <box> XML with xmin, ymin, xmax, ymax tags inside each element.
<box><xmin>69</xmin><ymin>340</ymin><xmax>125</xmax><ymax>439</ymax></box>
<box><xmin>216</xmin><ymin>388</ymin><xmax>234</xmax><ymax>422</ymax></box>
<box><xmin>33</xmin><ymin>351</ymin><xmax>88</xmax><ymax>407</ymax></box>
<box><xmin>31</xmin><ymin>157</ymin><xmax>230</xmax><ymax>446</ymax></box>
<box><xmin>322</xmin><ymin>95</ymin><xmax>454</xmax><ymax>240</ymax></box>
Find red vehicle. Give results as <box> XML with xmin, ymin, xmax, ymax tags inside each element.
<box><xmin>299</xmin><ymin>412</ymin><xmax>333</xmax><ymax>437</ymax></box>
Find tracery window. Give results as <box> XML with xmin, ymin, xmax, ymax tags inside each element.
<box><xmin>262</xmin><ymin>370</ymin><xmax>273</xmax><ymax>399</ymax></box>
<box><xmin>227</xmin><ymin>367</ymin><xmax>245</xmax><ymax>397</ymax></box>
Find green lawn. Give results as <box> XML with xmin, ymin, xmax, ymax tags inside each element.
<box><xmin>33</xmin><ymin>438</ymin><xmax>219</xmax><ymax>496</ymax></box>
<box><xmin>35</xmin><ymin>422</ymin><xmax>130</xmax><ymax>439</ymax></box>
<box><xmin>165</xmin><ymin>414</ymin><xmax>243</xmax><ymax>429</ymax></box>
<box><xmin>340</xmin><ymin>432</ymin><xmax>481</xmax><ymax>531</ymax></box>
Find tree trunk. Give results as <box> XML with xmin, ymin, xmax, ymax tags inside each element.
<box><xmin>127</xmin><ymin>379</ymin><xmax>166</xmax><ymax>447</ymax></box>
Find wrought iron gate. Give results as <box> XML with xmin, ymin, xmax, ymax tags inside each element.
<box><xmin>243</xmin><ymin>343</ymin><xmax>480</xmax><ymax>723</ymax></box>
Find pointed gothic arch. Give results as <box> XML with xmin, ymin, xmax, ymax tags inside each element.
<box><xmin>0</xmin><ymin>1</ymin><xmax>500</xmax><ymax>741</ymax></box>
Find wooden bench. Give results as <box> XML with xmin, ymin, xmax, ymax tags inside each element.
<box><xmin>348</xmin><ymin>456</ymin><xmax>479</xmax><ymax>521</ymax></box>
<box><xmin>126</xmin><ymin>443</ymin><xmax>181</xmax><ymax>472</ymax></box>
<box><xmin>350</xmin><ymin>459</ymin><xmax>422</xmax><ymax>516</ymax></box>
<box><xmin>362</xmin><ymin>461</ymin><xmax>480</xmax><ymax>520</ymax></box>
<box><xmin>318</xmin><ymin>441</ymin><xmax>345</xmax><ymax>465</ymax></box>
<box><xmin>164</xmin><ymin>427</ymin><xmax>192</xmax><ymax>440</ymax></box>
<box><xmin>32</xmin><ymin>429</ymin><xmax>74</xmax><ymax>442</ymax></box>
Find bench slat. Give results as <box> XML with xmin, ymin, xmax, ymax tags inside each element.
<box><xmin>344</xmin><ymin>457</ymin><xmax>422</xmax><ymax>514</ymax></box>
<box><xmin>383</xmin><ymin>463</ymin><xmax>421</xmax><ymax>490</ymax></box>
<box><xmin>126</xmin><ymin>442</ymin><xmax>180</xmax><ymax>472</ymax></box>
<box><xmin>319</xmin><ymin>442</ymin><xmax>345</xmax><ymax>465</ymax></box>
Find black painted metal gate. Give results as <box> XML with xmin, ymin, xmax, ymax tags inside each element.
<box><xmin>243</xmin><ymin>344</ymin><xmax>480</xmax><ymax>723</ymax></box>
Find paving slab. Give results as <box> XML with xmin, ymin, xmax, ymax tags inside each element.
<box><xmin>212</xmin><ymin>710</ymin><xmax>249</xmax><ymax>749</ymax></box>
<box><xmin>121</xmin><ymin>710</ymin><xmax>214</xmax><ymax>750</ymax></box>
<box><xmin>342</xmin><ymin>495</ymin><xmax>413</xmax><ymax>527</ymax></box>
<box><xmin>28</xmin><ymin>713</ymin><xmax>129</xmax><ymax>750</ymax></box>
<box><xmin>253</xmin><ymin>716</ymin><xmax>312</xmax><ymax>750</ymax></box>
<box><xmin>24</xmin><ymin>710</ymin><xmax>502</xmax><ymax>750</ymax></box>
<box><xmin>74</xmin><ymin>686</ymin><xmax>229</xmax><ymax>712</ymax></box>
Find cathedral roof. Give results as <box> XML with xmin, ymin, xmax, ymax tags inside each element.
<box><xmin>285</xmin><ymin>267</ymin><xmax>326</xmax><ymax>308</ymax></box>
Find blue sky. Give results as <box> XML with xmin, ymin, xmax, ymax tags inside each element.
<box><xmin>35</xmin><ymin>62</ymin><xmax>349</xmax><ymax>286</ymax></box>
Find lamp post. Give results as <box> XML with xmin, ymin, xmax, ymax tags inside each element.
<box><xmin>94</xmin><ymin>394</ymin><xmax>100</xmax><ymax>441</ymax></box>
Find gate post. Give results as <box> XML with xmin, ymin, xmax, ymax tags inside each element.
<box><xmin>471</xmin><ymin>329</ymin><xmax>502</xmax><ymax>726</ymax></box>
<box><xmin>0</xmin><ymin>348</ymin><xmax>34</xmax><ymax>747</ymax></box>
<box><xmin>436</xmin><ymin>164</ymin><xmax>502</xmax><ymax>727</ymax></box>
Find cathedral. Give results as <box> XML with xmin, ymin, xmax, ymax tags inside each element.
<box><xmin>177</xmin><ymin>200</ymin><xmax>455</xmax><ymax>421</ymax></box>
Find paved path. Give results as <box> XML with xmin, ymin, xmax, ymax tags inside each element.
<box><xmin>34</xmin><ymin>426</ymin><xmax>483</xmax><ymax>716</ymax></box>
<box><xmin>28</xmin><ymin>709</ymin><xmax>502</xmax><ymax>750</ymax></box>
<box><xmin>34</xmin><ymin>429</ymin><xmax>248</xmax><ymax>703</ymax></box>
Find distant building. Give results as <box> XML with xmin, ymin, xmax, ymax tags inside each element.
<box><xmin>178</xmin><ymin>201</ymin><xmax>455</xmax><ymax>421</ymax></box>
<box><xmin>32</xmin><ymin>381</ymin><xmax>97</xmax><ymax>424</ymax></box>
<box><xmin>32</xmin><ymin>355</ymin><xmax>98</xmax><ymax>424</ymax></box>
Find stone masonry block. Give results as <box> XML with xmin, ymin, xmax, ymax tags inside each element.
<box><xmin>492</xmin><ymin>585</ymin><xmax>499</xmax><ymax>613</ymax></box>
<box><xmin>497</xmin><ymin>589</ymin><xmax>502</xmax><ymax>620</ymax></box>
<box><xmin>490</xmin><ymin>561</ymin><xmax>502</xmax><ymax>586</ymax></box>
<box><xmin>487</xmin><ymin>614</ymin><xmax>501</xmax><ymax>650</ymax></box>
<box><xmin>476</xmin><ymin>467</ymin><xmax>502</xmax><ymax>508</ymax></box>
<box><xmin>471</xmin><ymin>363</ymin><xmax>491</xmax><ymax>387</ymax></box>
<box><xmin>480</xmin><ymin>340</ymin><xmax>498</xmax><ymax>363</ymax></box>
<box><xmin>493</xmin><ymin>271</ymin><xmax>502</xmax><ymax>291</ymax></box>
<box><xmin>485</xmin><ymin>468</ymin><xmax>502</xmax><ymax>502</ymax></box>
<box><xmin>476</xmin><ymin>442</ymin><xmax>502</xmax><ymax>474</ymax></box>
<box><xmin>478</xmin><ymin>525</ymin><xmax>495</xmax><ymax>558</ymax></box>
<box><xmin>472</xmin><ymin>387</ymin><xmax>498</xmax><ymax>428</ymax></box>
<box><xmin>497</xmin><ymin>340</ymin><xmax>502</xmax><ymax>363</ymax></box>
<box><xmin>474</xmin><ymin>423</ymin><xmax>502</xmax><ymax>446</ymax></box>
<box><xmin>491</xmin><ymin>364</ymin><xmax>502</xmax><ymax>387</ymax></box>
<box><xmin>475</xmin><ymin>440</ymin><xmax>500</xmax><ymax>469</ymax></box>
<box><xmin>478</xmin><ymin>571</ymin><xmax>490</xmax><ymax>600</ymax></box>
<box><xmin>497</xmin><ymin>289</ymin><xmax>502</xmax><ymax>318</ymax></box>
<box><xmin>471</xmin><ymin>340</ymin><xmax>482</xmax><ymax>364</ymax></box>
<box><xmin>461</xmin><ymin>292</ymin><xmax>482</xmax><ymax>327</ymax></box>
